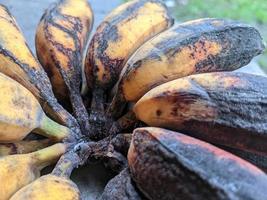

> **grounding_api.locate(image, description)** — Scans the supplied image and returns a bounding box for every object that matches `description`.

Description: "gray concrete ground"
[0,0,265,199]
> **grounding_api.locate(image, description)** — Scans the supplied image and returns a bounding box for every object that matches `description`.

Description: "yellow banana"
[85,0,174,114]
[11,151,81,200]
[0,139,52,156]
[0,72,71,142]
[0,143,66,200]
[134,72,267,155]
[0,4,78,132]
[109,18,265,118]
[36,0,94,134]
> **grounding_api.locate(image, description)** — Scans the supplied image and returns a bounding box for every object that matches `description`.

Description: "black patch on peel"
[155,72,267,155]
[156,109,162,117]
[89,0,173,90]
[130,129,267,200]
[127,19,264,75]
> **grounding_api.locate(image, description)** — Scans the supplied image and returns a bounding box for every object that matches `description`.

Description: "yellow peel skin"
[85,0,174,91]
[0,143,66,200]
[0,72,43,142]
[10,175,80,200]
[0,72,70,142]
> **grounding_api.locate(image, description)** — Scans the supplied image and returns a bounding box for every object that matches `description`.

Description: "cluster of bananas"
[0,0,267,199]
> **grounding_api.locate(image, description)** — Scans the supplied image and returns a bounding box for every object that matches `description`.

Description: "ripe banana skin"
[0,139,51,156]
[0,143,66,200]
[0,72,71,142]
[128,127,267,200]
[134,72,267,155]
[10,175,80,200]
[0,5,78,131]
[36,0,93,134]
[109,18,265,117]
[85,0,174,97]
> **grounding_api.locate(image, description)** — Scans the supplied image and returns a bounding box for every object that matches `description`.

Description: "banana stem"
[109,110,137,136]
[91,87,106,115]
[52,151,80,178]
[107,91,127,119]
[30,143,67,169]
[0,139,52,156]
[37,116,71,141]
[69,87,91,137]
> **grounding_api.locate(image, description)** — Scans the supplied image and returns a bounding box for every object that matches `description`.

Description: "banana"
[0,4,79,132]
[85,0,174,114]
[134,72,267,155]
[109,18,265,118]
[0,143,66,200]
[218,145,267,173]
[128,127,267,200]
[10,151,81,200]
[0,72,71,142]
[36,0,94,134]
[0,139,52,156]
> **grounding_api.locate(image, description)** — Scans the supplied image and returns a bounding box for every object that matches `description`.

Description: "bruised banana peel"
[134,72,267,155]
[36,0,94,135]
[109,18,265,118]
[128,127,267,200]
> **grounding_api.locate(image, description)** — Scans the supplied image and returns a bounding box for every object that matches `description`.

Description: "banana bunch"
[0,0,266,199]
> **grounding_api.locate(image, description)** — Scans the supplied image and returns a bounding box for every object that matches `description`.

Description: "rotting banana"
[85,0,174,115]
[36,0,94,135]
[10,151,81,200]
[0,139,52,156]
[134,72,267,155]
[109,18,265,118]
[0,72,71,142]
[0,143,66,200]
[128,127,267,200]
[217,145,267,173]
[0,4,79,133]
